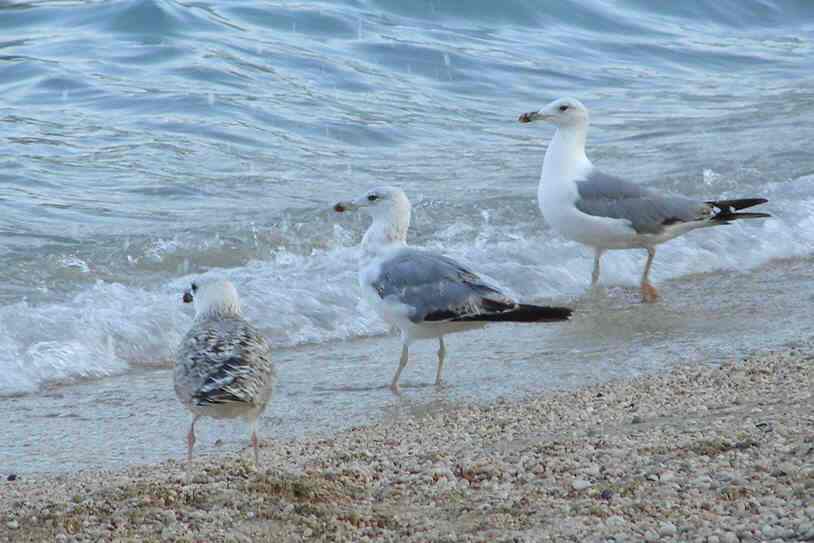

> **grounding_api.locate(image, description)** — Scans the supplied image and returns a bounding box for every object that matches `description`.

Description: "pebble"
[643,529,659,542]
[571,479,592,491]
[580,464,600,476]
[716,471,736,482]
[606,515,625,527]
[6,520,19,529]
[658,521,677,537]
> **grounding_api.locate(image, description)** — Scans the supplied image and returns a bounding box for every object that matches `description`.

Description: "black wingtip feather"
[711,210,772,223]
[706,198,768,211]
[706,198,770,223]
[457,304,572,323]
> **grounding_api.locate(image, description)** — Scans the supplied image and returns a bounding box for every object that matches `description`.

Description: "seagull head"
[334,186,411,222]
[518,97,589,128]
[183,279,241,318]
[335,186,412,249]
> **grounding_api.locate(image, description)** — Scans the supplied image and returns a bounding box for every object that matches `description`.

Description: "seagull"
[334,186,572,394]
[174,279,275,465]
[519,98,770,302]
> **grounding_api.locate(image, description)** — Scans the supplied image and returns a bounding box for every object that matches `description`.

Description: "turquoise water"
[1,0,813,472]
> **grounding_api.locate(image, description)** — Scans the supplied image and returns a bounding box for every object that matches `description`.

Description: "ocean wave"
[1,173,810,396]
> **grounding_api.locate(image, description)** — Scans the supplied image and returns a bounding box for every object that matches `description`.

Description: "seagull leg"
[390,344,409,395]
[249,420,259,467]
[640,247,659,303]
[591,248,605,287]
[435,337,446,386]
[187,415,200,462]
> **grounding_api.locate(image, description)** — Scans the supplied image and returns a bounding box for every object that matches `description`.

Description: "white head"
[334,186,412,249]
[182,279,241,318]
[518,97,589,129]
[334,186,411,221]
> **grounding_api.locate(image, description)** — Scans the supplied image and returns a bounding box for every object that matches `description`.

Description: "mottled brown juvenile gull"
[175,279,275,465]
[334,186,572,394]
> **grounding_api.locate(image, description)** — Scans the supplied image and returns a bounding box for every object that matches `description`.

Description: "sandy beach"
[2,347,812,542]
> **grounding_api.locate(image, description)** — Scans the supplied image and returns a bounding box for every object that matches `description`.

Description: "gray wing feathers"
[175,316,275,407]
[575,171,707,234]
[372,249,516,323]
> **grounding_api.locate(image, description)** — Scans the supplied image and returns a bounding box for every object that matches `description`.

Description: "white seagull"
[519,98,770,302]
[334,186,572,394]
[175,279,275,464]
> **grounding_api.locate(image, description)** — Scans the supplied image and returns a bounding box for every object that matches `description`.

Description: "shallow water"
[1,0,813,473]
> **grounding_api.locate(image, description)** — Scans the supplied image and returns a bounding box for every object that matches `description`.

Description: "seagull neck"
[361,214,408,258]
[542,124,590,183]
[196,304,241,321]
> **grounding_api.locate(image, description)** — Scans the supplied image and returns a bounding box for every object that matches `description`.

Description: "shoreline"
[2,347,812,542]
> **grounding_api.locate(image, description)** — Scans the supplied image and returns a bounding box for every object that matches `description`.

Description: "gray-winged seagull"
[519,97,770,302]
[334,186,572,394]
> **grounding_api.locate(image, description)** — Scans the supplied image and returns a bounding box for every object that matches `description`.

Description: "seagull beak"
[335,194,372,212]
[518,111,542,123]
[333,200,355,213]
[182,291,193,303]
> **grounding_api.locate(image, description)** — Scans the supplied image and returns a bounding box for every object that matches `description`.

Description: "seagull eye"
[367,194,378,202]
[559,105,569,112]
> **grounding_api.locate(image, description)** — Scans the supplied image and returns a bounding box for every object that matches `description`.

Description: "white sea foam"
[0,177,810,396]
